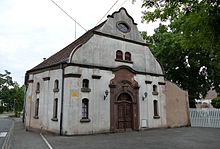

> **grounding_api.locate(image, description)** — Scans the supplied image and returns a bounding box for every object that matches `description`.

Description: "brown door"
[117,93,133,130]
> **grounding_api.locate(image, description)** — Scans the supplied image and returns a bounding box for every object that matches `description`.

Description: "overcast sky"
[0,0,159,85]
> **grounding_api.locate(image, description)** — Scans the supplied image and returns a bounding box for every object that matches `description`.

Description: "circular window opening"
[116,22,130,33]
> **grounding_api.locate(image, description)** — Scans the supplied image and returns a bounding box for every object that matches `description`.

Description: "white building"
[25,8,189,135]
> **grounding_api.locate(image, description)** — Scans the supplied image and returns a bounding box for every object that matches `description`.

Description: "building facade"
[25,8,188,135]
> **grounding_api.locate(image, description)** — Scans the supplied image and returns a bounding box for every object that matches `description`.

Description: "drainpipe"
[22,85,26,123]
[23,73,28,123]
[60,63,65,135]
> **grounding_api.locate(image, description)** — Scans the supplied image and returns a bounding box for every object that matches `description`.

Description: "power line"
[96,0,120,25]
[49,0,87,32]
[116,0,129,10]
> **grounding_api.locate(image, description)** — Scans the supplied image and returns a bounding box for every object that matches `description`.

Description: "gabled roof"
[28,21,106,72]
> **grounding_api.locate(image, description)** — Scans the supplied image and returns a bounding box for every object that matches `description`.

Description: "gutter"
[60,63,65,135]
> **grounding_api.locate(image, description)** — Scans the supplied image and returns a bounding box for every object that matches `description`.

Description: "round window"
[116,22,130,33]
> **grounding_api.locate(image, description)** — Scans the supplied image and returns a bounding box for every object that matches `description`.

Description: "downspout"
[60,63,65,135]
[23,73,28,123]
[23,85,27,123]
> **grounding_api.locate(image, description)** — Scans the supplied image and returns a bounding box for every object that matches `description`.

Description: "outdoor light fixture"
[142,92,148,101]
[104,90,109,100]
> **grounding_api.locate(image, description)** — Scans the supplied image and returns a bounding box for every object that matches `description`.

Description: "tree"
[135,0,220,107]
[0,70,24,116]
[211,96,220,108]
[0,70,14,89]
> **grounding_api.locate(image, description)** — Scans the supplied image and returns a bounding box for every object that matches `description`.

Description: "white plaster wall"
[62,66,114,135]
[25,69,62,133]
[135,75,167,129]
[71,35,163,75]
[25,74,33,128]
[97,8,144,43]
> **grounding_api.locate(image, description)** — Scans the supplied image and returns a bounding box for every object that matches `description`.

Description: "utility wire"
[49,0,87,31]
[96,0,120,25]
[116,0,129,10]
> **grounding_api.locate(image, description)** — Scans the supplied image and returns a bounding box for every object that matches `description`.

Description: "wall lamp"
[104,90,109,100]
[142,92,148,101]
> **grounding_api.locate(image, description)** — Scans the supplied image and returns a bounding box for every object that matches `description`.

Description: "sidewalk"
[11,118,48,149]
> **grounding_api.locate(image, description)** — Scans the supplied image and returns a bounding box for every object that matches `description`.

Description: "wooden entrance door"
[117,93,132,130]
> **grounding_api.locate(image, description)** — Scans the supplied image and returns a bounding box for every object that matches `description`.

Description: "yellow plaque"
[71,91,78,97]
[27,96,32,100]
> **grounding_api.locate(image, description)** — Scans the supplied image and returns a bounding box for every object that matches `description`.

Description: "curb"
[1,119,14,149]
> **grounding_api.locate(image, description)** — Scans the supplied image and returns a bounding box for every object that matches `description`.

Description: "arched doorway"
[109,67,139,132]
[117,93,133,130]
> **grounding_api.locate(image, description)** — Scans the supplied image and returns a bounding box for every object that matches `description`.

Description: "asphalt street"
[45,127,220,149]
[0,117,13,149]
[1,117,220,149]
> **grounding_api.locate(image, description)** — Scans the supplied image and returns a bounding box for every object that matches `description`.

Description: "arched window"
[82,98,89,119]
[125,52,131,61]
[81,79,91,92]
[153,100,159,117]
[52,98,58,120]
[152,85,158,95]
[116,50,123,60]
[82,79,89,88]
[153,85,157,92]
[36,82,40,93]
[54,80,59,89]
[53,80,59,92]
[34,98,39,118]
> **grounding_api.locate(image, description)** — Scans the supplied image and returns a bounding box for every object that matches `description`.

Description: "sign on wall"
[71,90,78,97]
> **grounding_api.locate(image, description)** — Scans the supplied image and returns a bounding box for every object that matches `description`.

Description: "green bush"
[0,106,3,114]
[211,96,220,108]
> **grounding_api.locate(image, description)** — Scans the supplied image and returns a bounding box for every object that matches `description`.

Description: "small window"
[152,85,158,95]
[36,82,40,93]
[53,80,59,92]
[82,98,89,119]
[81,79,91,92]
[116,50,123,60]
[125,52,131,61]
[153,100,160,119]
[82,79,89,88]
[52,98,58,121]
[34,98,39,118]
[54,80,59,89]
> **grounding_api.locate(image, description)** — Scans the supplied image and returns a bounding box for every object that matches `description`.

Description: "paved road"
[11,118,48,149]
[0,117,13,149]
[45,127,220,149]
[8,119,220,149]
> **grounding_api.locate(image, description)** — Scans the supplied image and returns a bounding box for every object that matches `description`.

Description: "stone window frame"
[152,84,159,95]
[80,98,91,123]
[34,98,39,119]
[36,82,40,93]
[51,98,58,121]
[116,50,123,60]
[153,100,160,119]
[53,79,59,92]
[81,79,91,92]
[125,52,131,61]
[116,21,131,33]
[115,50,133,64]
